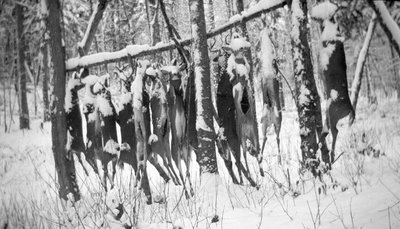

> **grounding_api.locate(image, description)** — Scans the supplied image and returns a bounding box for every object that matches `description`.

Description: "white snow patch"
[320,42,336,70]
[298,84,311,106]
[321,20,343,42]
[311,1,338,20]
[148,134,158,144]
[103,139,120,155]
[65,78,81,112]
[97,96,114,117]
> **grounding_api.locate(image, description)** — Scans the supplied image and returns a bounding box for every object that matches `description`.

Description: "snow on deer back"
[224,33,251,84]
[131,60,151,110]
[311,1,350,102]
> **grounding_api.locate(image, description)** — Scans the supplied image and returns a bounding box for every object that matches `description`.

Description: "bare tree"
[16,4,29,129]
[188,0,218,175]
[46,0,80,201]
[350,15,377,111]
[289,0,322,173]
[367,0,400,57]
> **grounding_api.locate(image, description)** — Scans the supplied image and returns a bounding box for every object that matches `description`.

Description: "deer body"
[257,28,282,164]
[319,19,355,165]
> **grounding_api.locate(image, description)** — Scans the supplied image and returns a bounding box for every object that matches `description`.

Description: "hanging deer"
[313,7,355,166]
[65,68,89,175]
[256,27,282,165]
[82,74,121,191]
[223,33,262,178]
[211,48,258,187]
[161,61,195,198]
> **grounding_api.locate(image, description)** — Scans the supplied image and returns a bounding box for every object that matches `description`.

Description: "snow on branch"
[66,0,286,72]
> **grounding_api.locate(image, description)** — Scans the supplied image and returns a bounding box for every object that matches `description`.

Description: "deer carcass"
[256,27,282,164]
[223,33,262,177]
[82,74,121,191]
[211,49,258,187]
[161,62,194,197]
[65,68,88,175]
[314,5,355,165]
[144,64,181,185]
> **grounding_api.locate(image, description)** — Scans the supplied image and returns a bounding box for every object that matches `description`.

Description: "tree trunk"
[188,0,218,175]
[367,0,400,57]
[16,4,30,129]
[42,43,50,122]
[390,44,400,100]
[350,15,377,111]
[365,57,377,105]
[46,0,80,201]
[204,0,215,30]
[289,0,322,173]
[78,0,108,56]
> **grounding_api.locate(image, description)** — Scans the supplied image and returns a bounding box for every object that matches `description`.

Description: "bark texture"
[367,0,400,57]
[189,0,218,175]
[350,15,377,111]
[78,0,108,56]
[47,0,80,201]
[16,4,30,129]
[289,0,321,173]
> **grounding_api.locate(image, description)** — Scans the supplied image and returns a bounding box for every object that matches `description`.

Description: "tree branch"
[66,0,286,72]
[78,0,108,56]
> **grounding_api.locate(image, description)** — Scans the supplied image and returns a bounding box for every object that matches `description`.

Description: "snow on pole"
[65,0,287,72]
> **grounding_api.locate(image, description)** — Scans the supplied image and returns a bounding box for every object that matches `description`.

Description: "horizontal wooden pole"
[66,0,286,72]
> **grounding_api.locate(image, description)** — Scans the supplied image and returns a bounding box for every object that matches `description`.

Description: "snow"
[131,61,149,110]
[65,77,81,112]
[298,84,311,106]
[319,42,336,70]
[229,37,251,51]
[97,95,114,117]
[103,139,120,155]
[148,134,158,144]
[311,1,338,20]
[320,20,342,42]
[66,44,151,70]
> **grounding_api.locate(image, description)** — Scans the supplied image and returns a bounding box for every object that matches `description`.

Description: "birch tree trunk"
[350,15,377,111]
[289,0,322,173]
[46,0,80,201]
[188,0,218,175]
[16,4,30,129]
[78,0,108,56]
[204,0,215,30]
[390,44,400,100]
[367,0,400,57]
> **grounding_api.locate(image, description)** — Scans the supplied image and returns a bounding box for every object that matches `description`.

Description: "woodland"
[1,0,400,228]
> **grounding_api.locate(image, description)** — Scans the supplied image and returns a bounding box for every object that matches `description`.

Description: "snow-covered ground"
[1,87,400,228]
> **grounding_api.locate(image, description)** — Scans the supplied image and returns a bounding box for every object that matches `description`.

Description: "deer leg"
[162,139,181,186]
[141,169,152,205]
[148,155,171,184]
[108,158,117,190]
[275,124,282,165]
[320,99,332,165]
[330,126,339,164]
[184,150,194,197]
[101,161,108,192]
[217,139,239,184]
[176,146,191,199]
